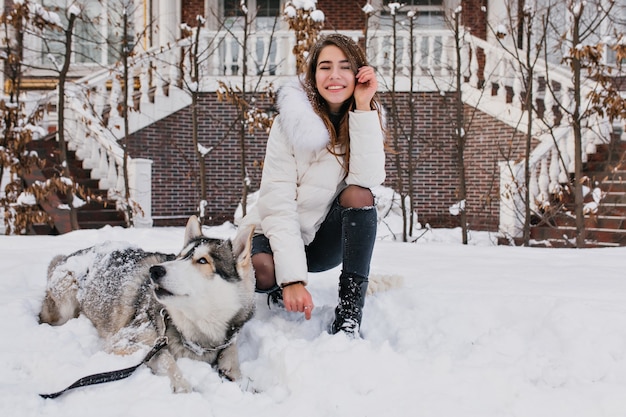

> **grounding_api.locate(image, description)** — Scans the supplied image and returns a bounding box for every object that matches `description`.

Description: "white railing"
[28,26,616,232]
[459,34,614,238]
[36,41,190,227]
[362,29,614,238]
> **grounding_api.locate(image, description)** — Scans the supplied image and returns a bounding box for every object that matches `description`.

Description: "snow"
[572,2,584,17]
[283,5,296,18]
[28,2,61,27]
[291,0,317,11]
[2,213,626,416]
[496,24,508,37]
[448,199,465,216]
[388,2,401,15]
[16,192,36,206]
[197,143,213,156]
[67,4,81,18]
[362,3,375,15]
[310,9,325,23]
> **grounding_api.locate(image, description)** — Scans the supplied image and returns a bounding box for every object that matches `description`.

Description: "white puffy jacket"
[237,80,386,287]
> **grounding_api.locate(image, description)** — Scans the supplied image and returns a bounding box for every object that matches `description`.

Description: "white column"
[159,0,181,47]
[499,160,523,239]
[129,158,153,227]
[0,168,8,235]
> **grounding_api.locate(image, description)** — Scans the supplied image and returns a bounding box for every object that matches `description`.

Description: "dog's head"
[149,216,255,331]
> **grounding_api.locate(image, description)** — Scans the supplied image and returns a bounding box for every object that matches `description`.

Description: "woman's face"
[314,45,356,113]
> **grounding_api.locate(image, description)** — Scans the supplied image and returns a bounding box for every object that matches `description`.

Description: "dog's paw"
[170,377,192,394]
[218,367,241,382]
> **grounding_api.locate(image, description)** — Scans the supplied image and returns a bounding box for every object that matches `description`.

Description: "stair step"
[597,202,626,216]
[589,215,626,229]
[531,224,626,246]
[24,133,128,235]
[529,238,622,248]
[554,215,626,229]
[599,180,626,192]
[78,219,127,229]
[601,192,626,204]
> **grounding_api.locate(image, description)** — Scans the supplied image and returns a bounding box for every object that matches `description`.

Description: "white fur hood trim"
[276,79,330,152]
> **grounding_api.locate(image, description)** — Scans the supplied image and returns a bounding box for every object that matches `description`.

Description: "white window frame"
[368,0,448,31]
[23,0,135,77]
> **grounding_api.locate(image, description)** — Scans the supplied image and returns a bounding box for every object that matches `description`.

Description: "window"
[368,1,447,74]
[223,0,282,18]
[379,0,445,28]
[220,1,284,75]
[33,0,130,68]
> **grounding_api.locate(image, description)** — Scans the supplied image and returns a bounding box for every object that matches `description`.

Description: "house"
[2,0,625,246]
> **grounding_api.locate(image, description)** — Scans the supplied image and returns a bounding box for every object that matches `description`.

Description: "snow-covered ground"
[1,216,626,417]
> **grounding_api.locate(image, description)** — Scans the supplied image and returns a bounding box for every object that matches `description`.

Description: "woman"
[236,34,386,336]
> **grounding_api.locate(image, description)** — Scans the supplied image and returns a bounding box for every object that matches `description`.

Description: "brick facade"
[182,0,206,27]
[129,93,270,226]
[130,89,525,232]
[182,0,369,30]
[317,0,368,31]
[130,0,514,231]
[461,0,488,40]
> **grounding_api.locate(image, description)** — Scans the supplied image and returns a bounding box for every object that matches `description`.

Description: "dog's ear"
[231,225,255,271]
[184,216,203,245]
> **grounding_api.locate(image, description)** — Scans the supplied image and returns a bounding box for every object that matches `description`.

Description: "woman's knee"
[339,185,374,208]
[252,252,276,291]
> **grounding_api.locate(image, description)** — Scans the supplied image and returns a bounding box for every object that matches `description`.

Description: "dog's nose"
[150,265,166,280]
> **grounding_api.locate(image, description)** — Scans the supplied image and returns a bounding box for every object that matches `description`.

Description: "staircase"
[25,133,126,235]
[528,137,626,247]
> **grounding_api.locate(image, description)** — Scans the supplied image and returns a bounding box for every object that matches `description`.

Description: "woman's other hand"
[282,283,315,320]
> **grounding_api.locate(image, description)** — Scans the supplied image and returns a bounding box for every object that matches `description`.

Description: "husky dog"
[39,216,255,393]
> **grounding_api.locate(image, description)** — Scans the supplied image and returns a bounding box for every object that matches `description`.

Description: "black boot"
[330,206,377,337]
[330,272,368,336]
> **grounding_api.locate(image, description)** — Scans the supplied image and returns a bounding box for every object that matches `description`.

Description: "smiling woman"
[235,33,387,338]
[314,45,357,112]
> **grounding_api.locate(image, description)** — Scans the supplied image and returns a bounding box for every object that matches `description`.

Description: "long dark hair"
[301,34,383,172]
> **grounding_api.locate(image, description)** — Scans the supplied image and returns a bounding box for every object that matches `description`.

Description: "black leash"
[39,336,168,399]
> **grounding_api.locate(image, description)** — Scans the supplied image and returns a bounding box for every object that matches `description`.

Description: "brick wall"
[130,90,525,231]
[317,0,368,31]
[180,0,369,30]
[129,93,270,226]
[464,107,528,230]
[378,91,525,231]
[182,0,205,27]
[461,0,488,40]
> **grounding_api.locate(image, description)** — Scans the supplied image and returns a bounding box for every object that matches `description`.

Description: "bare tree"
[489,2,551,246]
[181,17,209,222]
[54,5,80,230]
[366,3,423,242]
[114,4,142,227]
[452,7,469,244]
[284,0,324,74]
[544,0,619,247]
[386,3,413,242]
[216,1,292,218]
[434,4,493,245]
[0,1,85,234]
[491,0,623,247]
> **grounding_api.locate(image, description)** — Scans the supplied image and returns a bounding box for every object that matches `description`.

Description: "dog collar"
[160,309,238,354]
[181,336,236,355]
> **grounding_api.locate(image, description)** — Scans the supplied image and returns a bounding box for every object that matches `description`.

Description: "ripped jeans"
[251,196,378,292]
